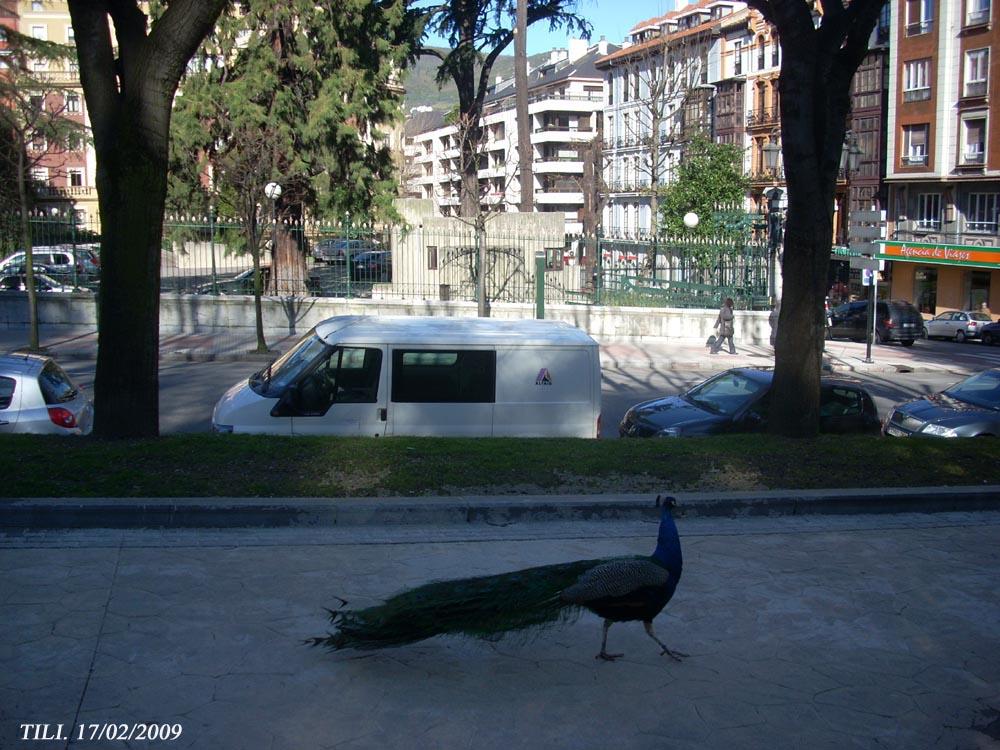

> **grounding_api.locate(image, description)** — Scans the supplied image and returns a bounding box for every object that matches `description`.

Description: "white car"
[0,353,93,434]
[0,273,76,293]
[924,310,993,342]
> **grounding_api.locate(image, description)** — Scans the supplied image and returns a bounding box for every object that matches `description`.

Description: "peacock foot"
[596,651,624,661]
[660,647,688,661]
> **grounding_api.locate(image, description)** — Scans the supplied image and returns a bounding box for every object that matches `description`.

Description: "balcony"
[905,19,933,36]
[34,186,96,199]
[746,107,779,129]
[900,154,928,166]
[535,159,584,174]
[964,80,988,98]
[903,87,931,102]
[965,8,990,27]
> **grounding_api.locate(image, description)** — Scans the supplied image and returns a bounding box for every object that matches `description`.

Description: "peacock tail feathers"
[310,556,638,651]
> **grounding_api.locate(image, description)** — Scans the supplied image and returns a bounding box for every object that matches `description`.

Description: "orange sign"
[878,241,1000,268]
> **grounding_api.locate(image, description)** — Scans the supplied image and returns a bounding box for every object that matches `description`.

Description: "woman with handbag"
[711,297,736,355]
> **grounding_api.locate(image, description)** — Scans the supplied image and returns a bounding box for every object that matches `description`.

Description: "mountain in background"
[401,47,552,114]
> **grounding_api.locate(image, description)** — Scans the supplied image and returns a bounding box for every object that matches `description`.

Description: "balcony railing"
[965,8,990,26]
[905,19,933,36]
[901,154,928,166]
[964,80,988,98]
[903,87,931,102]
[961,150,986,165]
[746,107,779,128]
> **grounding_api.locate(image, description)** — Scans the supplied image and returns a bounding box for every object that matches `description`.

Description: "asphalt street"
[3,511,999,750]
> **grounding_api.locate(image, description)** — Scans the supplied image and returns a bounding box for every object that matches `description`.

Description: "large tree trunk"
[92,115,166,438]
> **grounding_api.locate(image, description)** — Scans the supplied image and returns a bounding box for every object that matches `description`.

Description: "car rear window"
[38,361,78,404]
[0,376,15,409]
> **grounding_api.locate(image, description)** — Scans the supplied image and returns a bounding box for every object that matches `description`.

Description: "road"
[3,511,998,749]
[60,340,989,437]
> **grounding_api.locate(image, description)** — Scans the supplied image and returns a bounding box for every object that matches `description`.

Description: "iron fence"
[3,214,771,309]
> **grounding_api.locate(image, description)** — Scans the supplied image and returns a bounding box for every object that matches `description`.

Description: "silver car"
[0,353,93,435]
[924,310,993,342]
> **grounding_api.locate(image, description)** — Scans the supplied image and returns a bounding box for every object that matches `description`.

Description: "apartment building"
[14,0,95,224]
[404,38,614,232]
[597,0,747,237]
[882,0,1000,313]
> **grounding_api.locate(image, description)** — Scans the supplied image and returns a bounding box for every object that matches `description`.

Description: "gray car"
[0,353,93,435]
[883,368,1000,438]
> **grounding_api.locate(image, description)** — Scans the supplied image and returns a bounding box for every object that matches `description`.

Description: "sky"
[419,0,682,56]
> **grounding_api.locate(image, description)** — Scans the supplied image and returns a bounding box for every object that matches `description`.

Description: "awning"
[876,240,1000,270]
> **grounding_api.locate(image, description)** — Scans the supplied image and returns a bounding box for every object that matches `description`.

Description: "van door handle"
[378,408,387,421]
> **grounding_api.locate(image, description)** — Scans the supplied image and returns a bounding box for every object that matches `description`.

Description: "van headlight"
[920,424,958,438]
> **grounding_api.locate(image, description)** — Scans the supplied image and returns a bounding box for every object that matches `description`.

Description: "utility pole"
[515,0,533,212]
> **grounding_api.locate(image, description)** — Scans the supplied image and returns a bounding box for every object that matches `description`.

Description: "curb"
[3,486,998,530]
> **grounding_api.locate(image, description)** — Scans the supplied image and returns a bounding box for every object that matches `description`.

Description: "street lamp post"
[840,131,869,361]
[762,139,783,303]
[264,181,282,295]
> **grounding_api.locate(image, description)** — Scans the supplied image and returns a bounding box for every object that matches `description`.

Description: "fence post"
[209,205,219,295]
[70,210,79,290]
[535,249,545,319]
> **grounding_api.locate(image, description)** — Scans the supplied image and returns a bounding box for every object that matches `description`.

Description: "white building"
[404,38,615,233]
[597,0,749,237]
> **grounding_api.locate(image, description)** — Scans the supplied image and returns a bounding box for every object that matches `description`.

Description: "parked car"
[194,266,271,295]
[0,272,76,293]
[311,238,379,264]
[826,299,923,346]
[980,320,1000,346]
[0,353,93,435]
[618,367,880,437]
[883,368,1000,438]
[350,250,392,282]
[0,247,99,278]
[924,310,993,342]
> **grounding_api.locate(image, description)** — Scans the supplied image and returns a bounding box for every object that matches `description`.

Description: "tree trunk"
[92,114,165,438]
[16,145,40,352]
[460,114,482,219]
[515,0,532,212]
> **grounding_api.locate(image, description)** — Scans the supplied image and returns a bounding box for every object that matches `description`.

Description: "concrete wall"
[0,291,776,345]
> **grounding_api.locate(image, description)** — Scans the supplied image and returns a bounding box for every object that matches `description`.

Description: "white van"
[212,316,602,438]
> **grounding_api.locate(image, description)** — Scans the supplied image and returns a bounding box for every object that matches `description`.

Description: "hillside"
[401,47,551,114]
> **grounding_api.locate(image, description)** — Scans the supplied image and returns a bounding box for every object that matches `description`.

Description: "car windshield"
[683,371,769,416]
[942,370,1000,411]
[249,331,330,397]
[970,312,992,321]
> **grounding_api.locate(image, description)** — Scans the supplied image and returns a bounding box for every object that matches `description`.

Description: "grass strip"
[2,433,999,498]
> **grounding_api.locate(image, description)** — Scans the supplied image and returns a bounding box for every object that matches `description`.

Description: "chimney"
[597,36,608,56]
[568,38,587,62]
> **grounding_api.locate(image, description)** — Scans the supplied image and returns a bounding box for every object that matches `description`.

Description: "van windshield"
[249,331,330,397]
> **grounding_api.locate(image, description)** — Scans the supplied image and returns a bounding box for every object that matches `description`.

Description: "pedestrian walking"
[711,297,736,354]
[769,299,780,347]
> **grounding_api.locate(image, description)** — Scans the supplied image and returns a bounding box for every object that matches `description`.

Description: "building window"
[426,245,438,270]
[65,93,80,113]
[916,193,941,230]
[32,1,44,10]
[966,0,991,26]
[905,0,934,35]
[607,73,614,105]
[771,40,780,67]
[756,38,765,70]
[903,59,931,102]
[902,124,928,166]
[915,267,937,314]
[68,169,83,187]
[30,168,48,185]
[31,25,46,40]
[968,270,991,309]
[66,26,75,43]
[733,41,742,76]
[961,117,987,164]
[966,193,999,233]
[964,49,989,98]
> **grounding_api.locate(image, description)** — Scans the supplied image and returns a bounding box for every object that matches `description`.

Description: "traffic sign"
[850,256,880,270]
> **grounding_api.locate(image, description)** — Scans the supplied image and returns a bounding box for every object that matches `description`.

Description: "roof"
[314,316,598,348]
[404,109,447,137]
[485,42,619,106]
[597,18,721,67]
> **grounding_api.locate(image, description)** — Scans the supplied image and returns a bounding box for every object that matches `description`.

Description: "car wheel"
[955,330,966,343]
[983,332,995,346]
[900,339,915,347]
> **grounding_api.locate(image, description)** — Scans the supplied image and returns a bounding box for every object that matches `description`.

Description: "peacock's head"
[655,495,678,514]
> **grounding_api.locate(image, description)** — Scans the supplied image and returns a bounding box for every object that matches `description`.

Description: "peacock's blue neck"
[651,511,683,574]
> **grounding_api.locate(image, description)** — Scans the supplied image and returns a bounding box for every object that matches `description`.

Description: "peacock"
[309,495,686,661]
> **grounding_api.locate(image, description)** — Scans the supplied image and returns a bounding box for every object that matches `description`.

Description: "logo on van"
[535,368,552,386]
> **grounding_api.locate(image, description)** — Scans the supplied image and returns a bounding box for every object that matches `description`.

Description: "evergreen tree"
[168,0,420,349]
[658,136,749,237]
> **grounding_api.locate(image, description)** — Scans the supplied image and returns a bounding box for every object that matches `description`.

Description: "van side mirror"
[270,384,301,417]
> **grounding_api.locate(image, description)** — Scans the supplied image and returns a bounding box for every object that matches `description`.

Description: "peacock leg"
[644,621,688,661]
[596,619,624,661]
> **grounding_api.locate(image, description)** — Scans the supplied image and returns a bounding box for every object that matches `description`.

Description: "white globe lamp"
[683,211,699,229]
[264,182,282,200]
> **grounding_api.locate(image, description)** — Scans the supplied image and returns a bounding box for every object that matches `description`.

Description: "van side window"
[391,349,496,403]
[298,346,382,415]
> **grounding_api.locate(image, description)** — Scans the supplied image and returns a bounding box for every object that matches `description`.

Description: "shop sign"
[876,240,1000,269]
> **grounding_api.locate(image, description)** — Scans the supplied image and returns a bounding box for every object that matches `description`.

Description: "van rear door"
[291,345,388,436]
